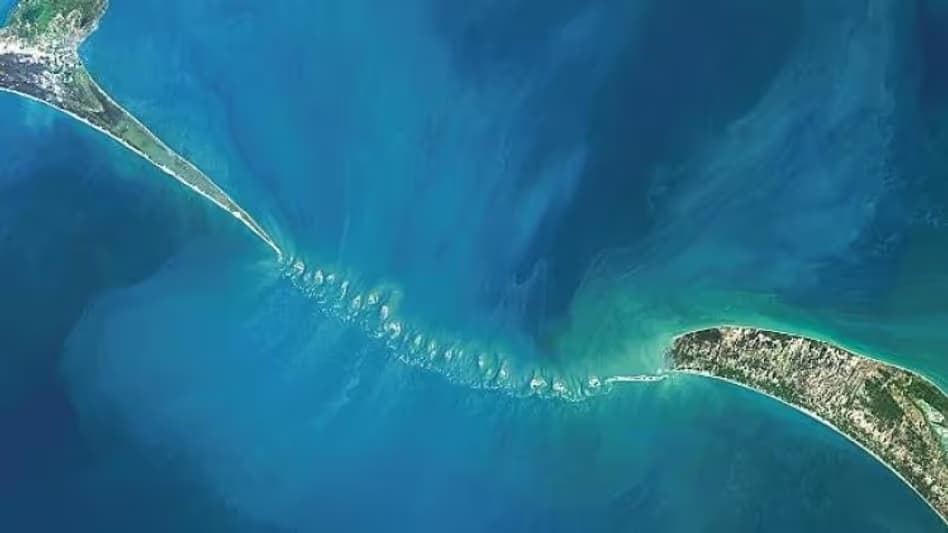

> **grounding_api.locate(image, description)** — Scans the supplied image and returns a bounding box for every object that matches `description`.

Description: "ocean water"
[2,0,948,531]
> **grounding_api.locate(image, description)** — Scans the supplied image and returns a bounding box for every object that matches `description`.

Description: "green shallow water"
[229,0,948,395]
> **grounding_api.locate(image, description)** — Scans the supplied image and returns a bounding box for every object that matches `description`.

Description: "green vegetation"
[692,329,723,343]
[5,0,106,38]
[907,428,932,461]
[907,378,948,414]
[715,365,744,382]
[672,327,948,520]
[864,379,905,425]
[765,381,801,406]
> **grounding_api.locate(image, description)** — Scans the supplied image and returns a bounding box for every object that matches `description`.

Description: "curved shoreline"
[672,369,947,526]
[0,84,284,258]
[672,323,948,397]
[0,0,283,259]
[669,327,948,524]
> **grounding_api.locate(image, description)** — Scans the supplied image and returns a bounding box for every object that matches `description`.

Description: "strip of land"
[0,0,282,256]
[669,327,948,523]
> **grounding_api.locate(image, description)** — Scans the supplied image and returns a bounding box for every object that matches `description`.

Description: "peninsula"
[669,327,948,523]
[0,0,282,256]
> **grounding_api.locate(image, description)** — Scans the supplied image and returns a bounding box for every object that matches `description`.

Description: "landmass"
[669,327,948,523]
[0,0,282,256]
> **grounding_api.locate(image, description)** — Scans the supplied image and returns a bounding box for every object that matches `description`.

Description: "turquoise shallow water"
[78,0,948,389]
[1,0,948,531]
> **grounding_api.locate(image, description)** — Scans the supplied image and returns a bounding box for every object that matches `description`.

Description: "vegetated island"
[669,327,948,524]
[0,0,282,257]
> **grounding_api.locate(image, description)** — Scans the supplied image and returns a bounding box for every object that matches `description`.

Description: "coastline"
[673,368,948,526]
[672,323,948,396]
[605,374,666,384]
[0,83,284,258]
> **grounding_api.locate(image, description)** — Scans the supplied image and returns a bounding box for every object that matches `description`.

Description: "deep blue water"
[2,0,948,531]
